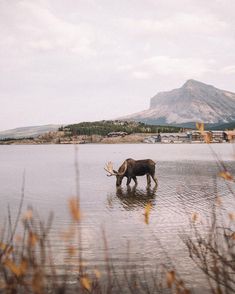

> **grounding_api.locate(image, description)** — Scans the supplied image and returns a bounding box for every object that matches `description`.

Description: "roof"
[224,130,235,135]
[160,133,188,137]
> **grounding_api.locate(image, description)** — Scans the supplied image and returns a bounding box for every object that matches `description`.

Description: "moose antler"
[104,161,117,176]
[117,160,128,176]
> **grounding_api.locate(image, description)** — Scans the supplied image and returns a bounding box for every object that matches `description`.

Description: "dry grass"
[100,133,150,144]
[0,197,185,294]
[181,205,235,293]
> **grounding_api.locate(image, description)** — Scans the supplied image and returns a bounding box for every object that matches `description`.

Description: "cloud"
[220,65,235,74]
[118,56,214,79]
[0,0,235,130]
[0,0,96,57]
[132,71,151,79]
[121,12,230,37]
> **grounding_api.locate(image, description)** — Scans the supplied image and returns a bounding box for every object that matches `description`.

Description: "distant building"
[190,131,204,142]
[190,130,226,143]
[160,133,189,143]
[224,130,235,142]
[143,135,160,143]
[143,130,233,144]
[107,131,128,137]
[144,133,189,143]
[211,131,226,142]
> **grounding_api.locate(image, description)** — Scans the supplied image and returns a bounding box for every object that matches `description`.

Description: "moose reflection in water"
[107,185,157,211]
[104,158,158,187]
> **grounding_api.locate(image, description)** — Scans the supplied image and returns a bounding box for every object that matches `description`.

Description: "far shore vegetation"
[63,120,180,136]
[0,120,181,145]
[0,120,235,145]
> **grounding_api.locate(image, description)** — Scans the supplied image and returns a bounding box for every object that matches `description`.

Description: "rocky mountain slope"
[122,79,235,126]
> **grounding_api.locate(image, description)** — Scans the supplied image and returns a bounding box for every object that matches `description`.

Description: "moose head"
[104,160,128,187]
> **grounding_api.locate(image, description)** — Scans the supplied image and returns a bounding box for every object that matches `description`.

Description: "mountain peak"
[121,80,235,125]
[183,79,209,88]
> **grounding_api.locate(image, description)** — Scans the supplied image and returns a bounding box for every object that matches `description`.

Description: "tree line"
[61,120,180,136]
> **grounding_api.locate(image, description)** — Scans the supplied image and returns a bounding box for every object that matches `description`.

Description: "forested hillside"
[64,120,180,136]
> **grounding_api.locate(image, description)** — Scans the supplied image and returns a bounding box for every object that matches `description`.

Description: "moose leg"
[146,174,151,186]
[126,177,132,186]
[132,176,138,185]
[150,174,158,186]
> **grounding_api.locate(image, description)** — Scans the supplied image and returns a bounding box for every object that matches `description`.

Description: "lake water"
[0,143,235,290]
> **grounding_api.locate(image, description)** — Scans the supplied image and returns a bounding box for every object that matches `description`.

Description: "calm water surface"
[0,143,234,290]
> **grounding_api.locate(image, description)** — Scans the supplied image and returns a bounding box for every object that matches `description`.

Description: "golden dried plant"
[144,203,152,224]
[69,197,81,221]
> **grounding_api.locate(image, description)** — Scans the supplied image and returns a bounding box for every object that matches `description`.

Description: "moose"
[104,158,158,187]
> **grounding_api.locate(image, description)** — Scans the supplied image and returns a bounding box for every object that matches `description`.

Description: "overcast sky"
[0,0,235,130]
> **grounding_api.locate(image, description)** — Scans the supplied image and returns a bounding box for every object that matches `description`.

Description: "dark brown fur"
[115,158,158,187]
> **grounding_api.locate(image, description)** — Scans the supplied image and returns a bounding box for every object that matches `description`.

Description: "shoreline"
[0,141,232,145]
[0,132,233,145]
